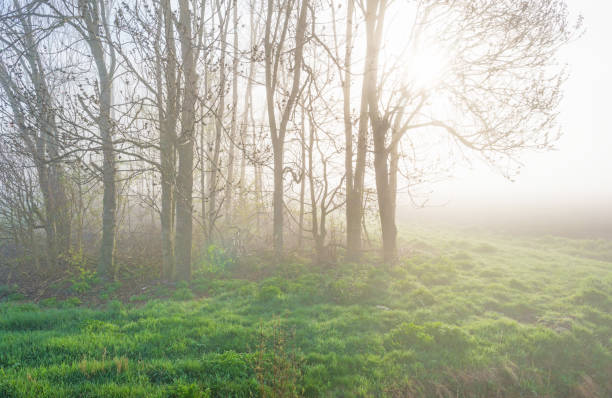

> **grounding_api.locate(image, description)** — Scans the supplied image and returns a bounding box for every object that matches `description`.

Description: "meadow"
[1,226,611,397]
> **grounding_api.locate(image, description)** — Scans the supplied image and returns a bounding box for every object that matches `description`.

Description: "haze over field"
[416,0,612,217]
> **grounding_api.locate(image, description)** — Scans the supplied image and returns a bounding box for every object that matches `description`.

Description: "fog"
[398,0,612,236]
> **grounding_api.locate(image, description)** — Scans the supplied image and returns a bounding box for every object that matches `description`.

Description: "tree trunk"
[264,0,309,258]
[363,0,396,262]
[272,145,284,255]
[224,0,239,226]
[209,2,229,241]
[298,107,306,248]
[159,0,178,280]
[343,0,365,261]
[174,0,198,281]
[372,122,396,263]
[98,82,116,278]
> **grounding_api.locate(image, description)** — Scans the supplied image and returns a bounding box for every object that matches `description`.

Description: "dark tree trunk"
[159,0,178,280]
[174,0,198,281]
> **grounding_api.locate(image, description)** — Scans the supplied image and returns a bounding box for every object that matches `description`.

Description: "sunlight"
[403,46,450,92]
[381,1,452,94]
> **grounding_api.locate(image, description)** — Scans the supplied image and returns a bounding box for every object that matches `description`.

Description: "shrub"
[259,285,283,301]
[65,249,99,294]
[167,382,211,398]
[129,294,148,302]
[0,284,18,298]
[39,297,58,308]
[195,245,235,276]
[108,299,123,312]
[173,287,195,301]
[61,297,82,308]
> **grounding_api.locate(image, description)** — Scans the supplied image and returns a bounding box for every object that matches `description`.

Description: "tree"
[0,1,71,265]
[263,0,309,257]
[174,0,202,281]
[44,0,119,277]
[361,0,578,262]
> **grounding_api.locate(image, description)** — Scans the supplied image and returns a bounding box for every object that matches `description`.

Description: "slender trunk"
[76,168,84,252]
[239,8,257,211]
[307,115,319,260]
[224,0,239,225]
[363,0,395,262]
[272,146,284,253]
[200,108,206,238]
[175,0,198,281]
[346,56,371,261]
[209,3,229,241]
[264,0,309,258]
[298,108,306,248]
[74,0,118,279]
[99,83,116,278]
[372,122,396,262]
[159,0,178,280]
[343,0,363,261]
[202,71,210,240]
[388,112,403,228]
[308,113,327,263]
[254,125,263,232]
[48,161,71,261]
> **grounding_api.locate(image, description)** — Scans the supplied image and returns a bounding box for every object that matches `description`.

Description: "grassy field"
[1,227,612,397]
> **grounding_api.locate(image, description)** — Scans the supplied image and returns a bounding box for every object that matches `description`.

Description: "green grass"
[1,227,611,397]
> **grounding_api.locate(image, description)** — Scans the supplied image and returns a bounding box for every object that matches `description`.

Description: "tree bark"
[159,0,178,280]
[363,0,396,263]
[342,0,365,262]
[75,0,118,278]
[174,0,199,281]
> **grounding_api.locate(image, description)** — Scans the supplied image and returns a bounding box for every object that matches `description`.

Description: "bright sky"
[425,0,612,208]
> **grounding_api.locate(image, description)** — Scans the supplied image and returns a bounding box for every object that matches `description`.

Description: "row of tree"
[0,0,578,280]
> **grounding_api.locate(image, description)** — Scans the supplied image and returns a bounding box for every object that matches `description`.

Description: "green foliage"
[258,284,283,301]
[167,382,211,398]
[65,249,99,294]
[108,299,123,312]
[129,294,148,302]
[7,292,26,301]
[0,229,611,397]
[173,287,195,301]
[195,245,235,276]
[39,297,58,308]
[0,284,18,299]
[190,278,211,295]
[61,297,82,308]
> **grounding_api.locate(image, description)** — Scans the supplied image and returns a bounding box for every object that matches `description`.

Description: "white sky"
[424,0,612,208]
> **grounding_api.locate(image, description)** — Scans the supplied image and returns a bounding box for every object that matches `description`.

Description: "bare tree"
[361,0,578,262]
[264,0,309,257]
[174,0,203,281]
[0,2,71,265]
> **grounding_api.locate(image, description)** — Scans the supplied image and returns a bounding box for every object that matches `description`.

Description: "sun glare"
[382,1,451,93]
[404,47,450,92]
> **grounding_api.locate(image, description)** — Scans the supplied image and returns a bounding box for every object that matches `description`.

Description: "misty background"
[401,0,612,237]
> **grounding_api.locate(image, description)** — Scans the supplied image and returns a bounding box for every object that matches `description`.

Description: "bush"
[0,284,18,299]
[39,297,58,308]
[167,382,211,398]
[65,249,99,294]
[259,285,283,301]
[195,245,235,276]
[61,297,82,308]
[173,287,195,301]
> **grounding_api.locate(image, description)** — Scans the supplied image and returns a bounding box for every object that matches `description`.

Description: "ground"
[1,226,611,397]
